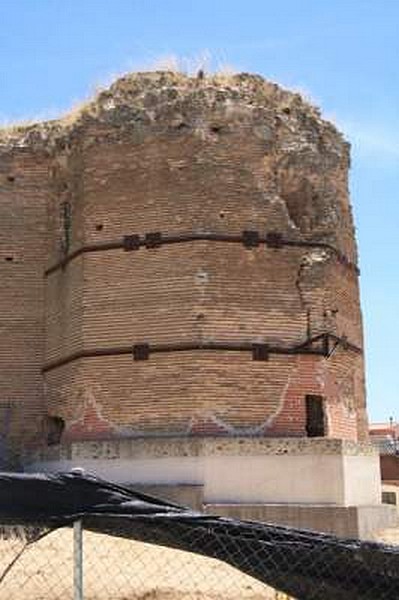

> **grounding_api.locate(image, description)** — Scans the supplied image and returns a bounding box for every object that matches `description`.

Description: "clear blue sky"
[1,0,397,423]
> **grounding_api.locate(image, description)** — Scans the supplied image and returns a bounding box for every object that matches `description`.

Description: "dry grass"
[0,57,240,143]
[0,63,307,149]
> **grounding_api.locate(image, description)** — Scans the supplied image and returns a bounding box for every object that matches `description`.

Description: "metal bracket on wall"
[45,230,360,276]
[296,332,361,359]
[145,232,162,248]
[252,343,269,361]
[323,333,330,357]
[265,232,284,248]
[242,230,260,248]
[123,235,141,251]
[43,332,362,372]
[133,344,150,360]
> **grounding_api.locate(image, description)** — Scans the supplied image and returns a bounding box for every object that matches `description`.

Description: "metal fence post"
[73,520,83,600]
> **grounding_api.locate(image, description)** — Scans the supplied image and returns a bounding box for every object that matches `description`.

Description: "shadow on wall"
[0,403,18,469]
[0,436,7,468]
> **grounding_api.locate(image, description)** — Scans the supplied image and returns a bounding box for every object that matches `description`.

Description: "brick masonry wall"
[380,455,399,482]
[0,72,369,456]
[44,352,360,440]
[0,148,49,459]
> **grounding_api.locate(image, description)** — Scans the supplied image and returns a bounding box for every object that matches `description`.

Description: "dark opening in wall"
[7,175,15,183]
[4,256,14,262]
[45,416,65,446]
[219,211,225,219]
[211,125,222,133]
[95,224,104,231]
[305,395,326,437]
[382,491,397,506]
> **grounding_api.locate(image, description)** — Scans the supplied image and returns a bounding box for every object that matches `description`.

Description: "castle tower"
[0,72,395,537]
[43,72,367,442]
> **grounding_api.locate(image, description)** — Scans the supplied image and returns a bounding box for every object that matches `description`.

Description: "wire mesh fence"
[1,520,399,600]
[371,439,399,455]
[1,472,399,600]
[0,523,280,600]
[0,525,73,600]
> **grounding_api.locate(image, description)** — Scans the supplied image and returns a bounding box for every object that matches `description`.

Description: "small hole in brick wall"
[7,175,15,183]
[196,270,209,283]
[196,313,205,321]
[211,125,222,133]
[4,256,14,262]
[95,224,104,231]
[219,211,225,219]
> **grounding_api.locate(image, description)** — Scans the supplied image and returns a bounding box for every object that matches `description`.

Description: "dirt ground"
[0,527,275,600]
[0,524,398,600]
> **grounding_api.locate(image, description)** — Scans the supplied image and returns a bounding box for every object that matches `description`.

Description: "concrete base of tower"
[204,503,397,540]
[27,436,398,539]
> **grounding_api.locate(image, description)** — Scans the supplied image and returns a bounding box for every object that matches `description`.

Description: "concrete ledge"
[204,503,399,540]
[26,435,394,539]
[27,436,382,507]
[29,436,378,463]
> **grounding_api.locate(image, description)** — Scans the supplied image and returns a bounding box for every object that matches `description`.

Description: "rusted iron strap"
[45,231,359,276]
[45,241,123,276]
[42,346,132,372]
[42,334,362,372]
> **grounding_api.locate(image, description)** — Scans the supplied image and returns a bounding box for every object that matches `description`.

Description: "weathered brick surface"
[0,72,369,458]
[0,149,49,458]
[380,455,399,482]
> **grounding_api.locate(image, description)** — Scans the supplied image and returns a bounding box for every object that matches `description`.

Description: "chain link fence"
[1,472,399,600]
[0,519,399,600]
[371,439,399,455]
[0,522,283,600]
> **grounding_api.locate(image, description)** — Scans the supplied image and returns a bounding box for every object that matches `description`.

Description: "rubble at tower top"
[0,71,348,159]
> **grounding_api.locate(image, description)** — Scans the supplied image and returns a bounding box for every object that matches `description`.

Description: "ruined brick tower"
[4,72,397,537]
[0,71,368,459]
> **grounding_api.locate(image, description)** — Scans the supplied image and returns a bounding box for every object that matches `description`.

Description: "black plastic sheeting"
[1,471,399,600]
